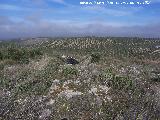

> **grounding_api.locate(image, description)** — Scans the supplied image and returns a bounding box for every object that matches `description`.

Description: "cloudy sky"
[0,0,160,39]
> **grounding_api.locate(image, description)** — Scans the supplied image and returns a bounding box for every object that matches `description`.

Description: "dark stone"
[66,57,79,65]
[61,118,68,120]
[151,71,160,82]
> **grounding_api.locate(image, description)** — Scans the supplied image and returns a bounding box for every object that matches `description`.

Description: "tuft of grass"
[28,48,43,59]
[14,79,52,96]
[91,53,101,63]
[62,66,78,79]
[0,62,4,70]
[0,78,13,90]
[0,51,3,60]
[111,75,133,91]
[104,68,133,91]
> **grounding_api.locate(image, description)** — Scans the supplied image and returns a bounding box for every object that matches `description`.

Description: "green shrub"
[14,79,52,96]
[0,78,13,90]
[62,66,78,78]
[0,63,4,70]
[28,49,43,58]
[6,48,29,63]
[0,51,3,60]
[32,80,52,95]
[16,82,33,93]
[104,68,133,91]
[109,75,133,91]
[3,48,43,64]
[91,53,101,63]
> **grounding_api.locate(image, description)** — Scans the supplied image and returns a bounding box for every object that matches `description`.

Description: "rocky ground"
[0,37,160,120]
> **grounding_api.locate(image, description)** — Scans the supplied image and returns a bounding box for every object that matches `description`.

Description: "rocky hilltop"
[0,37,160,120]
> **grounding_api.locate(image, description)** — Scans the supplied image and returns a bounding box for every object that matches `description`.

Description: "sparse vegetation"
[0,37,160,120]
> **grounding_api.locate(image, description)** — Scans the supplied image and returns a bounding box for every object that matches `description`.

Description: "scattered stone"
[62,55,66,58]
[99,85,110,93]
[39,109,51,119]
[47,99,55,105]
[49,79,61,94]
[89,87,98,95]
[58,90,82,99]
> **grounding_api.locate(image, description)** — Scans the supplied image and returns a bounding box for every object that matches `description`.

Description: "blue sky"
[0,0,160,39]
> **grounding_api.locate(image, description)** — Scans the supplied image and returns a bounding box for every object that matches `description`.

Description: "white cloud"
[0,17,160,39]
[82,6,143,16]
[49,0,65,4]
[0,4,21,11]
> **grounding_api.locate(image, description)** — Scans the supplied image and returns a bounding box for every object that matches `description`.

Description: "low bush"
[104,68,133,91]
[111,75,133,91]
[14,79,52,96]
[28,49,43,58]
[62,66,78,78]
[150,71,160,82]
[1,48,43,64]
[91,53,101,63]
[0,63,4,70]
[0,51,3,60]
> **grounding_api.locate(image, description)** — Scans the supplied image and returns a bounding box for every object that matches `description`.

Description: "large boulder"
[61,118,68,120]
[66,57,79,65]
